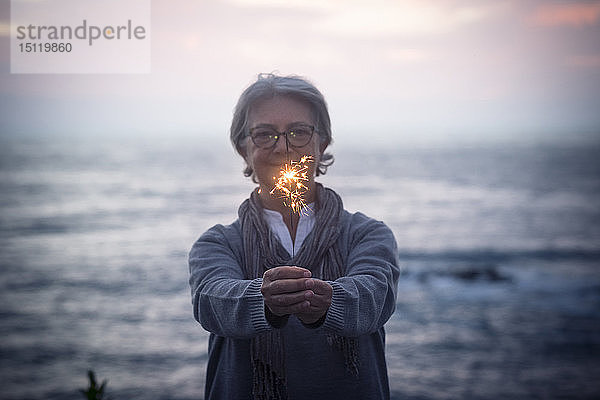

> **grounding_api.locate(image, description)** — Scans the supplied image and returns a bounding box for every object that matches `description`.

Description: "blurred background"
[1,1,599,399]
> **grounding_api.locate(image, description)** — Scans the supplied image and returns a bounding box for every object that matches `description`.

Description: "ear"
[319,139,329,154]
[237,140,248,159]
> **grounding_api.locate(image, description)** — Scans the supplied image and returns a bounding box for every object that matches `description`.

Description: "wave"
[398,248,600,263]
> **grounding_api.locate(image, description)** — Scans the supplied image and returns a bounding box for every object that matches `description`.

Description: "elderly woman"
[188,73,400,400]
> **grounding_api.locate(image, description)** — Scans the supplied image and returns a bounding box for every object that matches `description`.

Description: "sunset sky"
[1,0,599,145]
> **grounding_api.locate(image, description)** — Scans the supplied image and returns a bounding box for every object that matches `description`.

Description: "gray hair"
[230,73,334,180]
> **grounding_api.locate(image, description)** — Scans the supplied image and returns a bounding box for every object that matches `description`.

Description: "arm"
[188,224,271,339]
[322,215,401,337]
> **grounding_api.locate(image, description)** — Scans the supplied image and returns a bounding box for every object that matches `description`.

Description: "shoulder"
[199,219,242,239]
[334,209,399,264]
[336,209,401,283]
[189,219,243,256]
[339,210,395,242]
[340,209,380,227]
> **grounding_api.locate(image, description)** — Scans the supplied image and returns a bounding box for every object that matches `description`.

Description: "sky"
[1,0,599,145]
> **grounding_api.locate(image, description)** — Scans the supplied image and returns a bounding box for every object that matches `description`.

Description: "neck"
[258,181,316,212]
[258,181,316,240]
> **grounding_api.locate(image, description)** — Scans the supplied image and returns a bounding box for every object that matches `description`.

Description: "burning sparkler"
[270,155,314,215]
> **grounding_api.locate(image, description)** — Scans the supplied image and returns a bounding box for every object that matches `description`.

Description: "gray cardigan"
[189,208,400,400]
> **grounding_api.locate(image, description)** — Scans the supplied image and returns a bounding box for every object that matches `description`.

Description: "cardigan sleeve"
[322,213,401,337]
[188,223,272,339]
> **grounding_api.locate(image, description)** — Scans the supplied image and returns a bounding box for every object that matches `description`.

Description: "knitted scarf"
[238,183,359,400]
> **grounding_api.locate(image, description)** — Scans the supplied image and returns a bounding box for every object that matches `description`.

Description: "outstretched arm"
[189,224,271,339]
[321,217,401,337]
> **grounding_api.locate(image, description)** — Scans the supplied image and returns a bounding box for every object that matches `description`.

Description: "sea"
[1,134,599,400]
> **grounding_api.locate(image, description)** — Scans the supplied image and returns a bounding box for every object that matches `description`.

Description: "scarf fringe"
[327,334,360,377]
[252,331,287,400]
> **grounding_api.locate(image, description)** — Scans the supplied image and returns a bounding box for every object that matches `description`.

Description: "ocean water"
[1,135,599,399]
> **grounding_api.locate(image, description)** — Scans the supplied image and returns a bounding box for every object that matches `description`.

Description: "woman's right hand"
[261,266,313,316]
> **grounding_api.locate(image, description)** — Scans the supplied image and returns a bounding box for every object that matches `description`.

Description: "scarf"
[238,183,359,400]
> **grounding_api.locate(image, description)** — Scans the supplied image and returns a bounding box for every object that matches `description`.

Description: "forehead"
[248,95,313,126]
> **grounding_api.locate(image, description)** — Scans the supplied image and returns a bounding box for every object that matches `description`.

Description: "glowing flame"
[270,155,314,214]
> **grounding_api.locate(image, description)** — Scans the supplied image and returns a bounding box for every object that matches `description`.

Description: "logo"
[11,0,151,74]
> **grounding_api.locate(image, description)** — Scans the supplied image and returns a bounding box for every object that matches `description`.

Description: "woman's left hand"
[295,278,332,325]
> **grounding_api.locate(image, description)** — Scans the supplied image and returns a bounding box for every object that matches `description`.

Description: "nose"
[272,132,290,154]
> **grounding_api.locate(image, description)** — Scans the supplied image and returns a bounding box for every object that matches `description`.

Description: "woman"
[189,73,400,400]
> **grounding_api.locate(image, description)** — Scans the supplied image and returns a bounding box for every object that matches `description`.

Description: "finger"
[268,278,315,295]
[264,266,311,281]
[269,290,313,307]
[306,294,331,310]
[303,288,332,309]
[268,300,311,316]
[305,279,333,296]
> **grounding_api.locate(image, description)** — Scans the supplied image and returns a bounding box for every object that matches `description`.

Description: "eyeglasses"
[248,124,315,149]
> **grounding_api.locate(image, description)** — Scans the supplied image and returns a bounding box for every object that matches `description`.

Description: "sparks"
[270,155,314,214]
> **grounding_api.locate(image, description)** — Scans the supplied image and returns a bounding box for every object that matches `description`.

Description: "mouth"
[271,156,307,165]
[269,159,293,167]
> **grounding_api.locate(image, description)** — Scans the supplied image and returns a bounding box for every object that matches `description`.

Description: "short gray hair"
[230,73,334,180]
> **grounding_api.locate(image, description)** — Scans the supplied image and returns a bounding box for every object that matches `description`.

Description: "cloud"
[227,0,501,37]
[385,48,431,64]
[567,54,600,67]
[226,0,331,10]
[530,1,600,27]
[316,1,498,37]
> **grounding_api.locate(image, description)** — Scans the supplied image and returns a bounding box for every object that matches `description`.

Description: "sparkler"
[270,155,314,215]
[269,154,314,258]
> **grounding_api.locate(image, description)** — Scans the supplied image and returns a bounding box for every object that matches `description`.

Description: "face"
[243,95,327,190]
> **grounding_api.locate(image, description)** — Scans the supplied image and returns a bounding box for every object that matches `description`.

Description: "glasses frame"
[248,124,316,149]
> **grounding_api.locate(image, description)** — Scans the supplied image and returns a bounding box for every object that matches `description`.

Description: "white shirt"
[262,204,315,257]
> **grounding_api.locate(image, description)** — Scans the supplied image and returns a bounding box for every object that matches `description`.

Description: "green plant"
[79,370,110,400]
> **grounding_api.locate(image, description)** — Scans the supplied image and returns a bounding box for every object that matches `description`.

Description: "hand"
[261,266,313,317]
[296,278,333,325]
